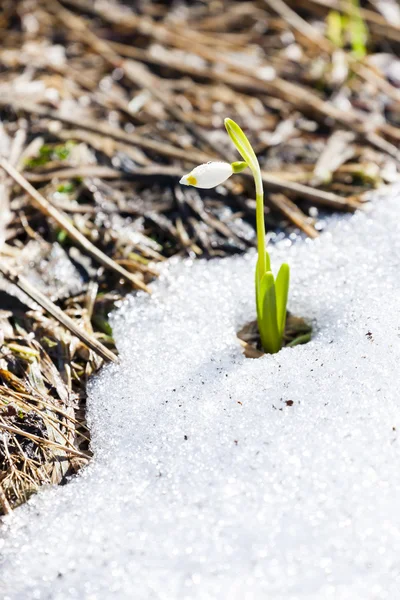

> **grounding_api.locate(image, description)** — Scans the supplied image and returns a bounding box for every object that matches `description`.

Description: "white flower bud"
[179,161,233,189]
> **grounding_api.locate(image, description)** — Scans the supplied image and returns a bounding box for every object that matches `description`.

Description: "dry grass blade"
[24,165,183,183]
[0,422,90,460]
[0,159,150,294]
[0,264,118,363]
[268,194,319,238]
[312,131,356,186]
[24,166,123,182]
[258,172,361,211]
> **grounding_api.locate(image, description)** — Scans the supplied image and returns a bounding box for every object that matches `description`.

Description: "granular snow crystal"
[1,187,400,600]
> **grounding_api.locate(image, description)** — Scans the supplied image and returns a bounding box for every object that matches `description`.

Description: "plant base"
[237,312,312,358]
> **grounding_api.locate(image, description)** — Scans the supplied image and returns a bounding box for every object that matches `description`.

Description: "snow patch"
[1,188,400,599]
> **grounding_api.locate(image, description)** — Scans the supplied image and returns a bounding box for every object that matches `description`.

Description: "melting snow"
[1,188,400,599]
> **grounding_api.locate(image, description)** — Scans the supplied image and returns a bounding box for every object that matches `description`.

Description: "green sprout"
[24,141,76,169]
[326,0,368,59]
[57,181,75,194]
[180,118,290,354]
[326,11,344,48]
[348,0,368,59]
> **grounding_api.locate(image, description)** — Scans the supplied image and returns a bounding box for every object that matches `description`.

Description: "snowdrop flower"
[179,160,247,189]
[180,118,290,355]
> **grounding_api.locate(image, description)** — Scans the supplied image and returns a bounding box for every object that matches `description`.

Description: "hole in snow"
[237,312,312,358]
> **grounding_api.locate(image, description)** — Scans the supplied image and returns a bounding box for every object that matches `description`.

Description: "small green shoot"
[24,141,76,169]
[348,0,368,59]
[326,0,368,59]
[224,119,289,354]
[56,229,68,244]
[57,182,75,194]
[180,119,290,354]
[326,11,344,48]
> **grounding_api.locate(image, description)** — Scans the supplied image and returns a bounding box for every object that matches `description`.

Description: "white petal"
[179,162,233,189]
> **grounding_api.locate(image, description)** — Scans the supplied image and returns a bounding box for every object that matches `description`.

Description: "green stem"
[225,117,290,355]
[225,118,266,275]
[255,180,266,277]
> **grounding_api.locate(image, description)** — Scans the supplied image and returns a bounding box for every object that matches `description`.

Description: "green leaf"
[326,10,343,48]
[349,0,368,58]
[224,118,258,171]
[92,314,113,336]
[286,332,312,348]
[255,265,261,323]
[258,272,281,354]
[255,253,271,323]
[57,229,68,244]
[255,265,263,325]
[57,182,75,194]
[275,263,290,338]
[255,251,271,284]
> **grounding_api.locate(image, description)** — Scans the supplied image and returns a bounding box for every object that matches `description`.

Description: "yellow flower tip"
[179,172,199,187]
[187,175,197,186]
[179,174,193,186]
